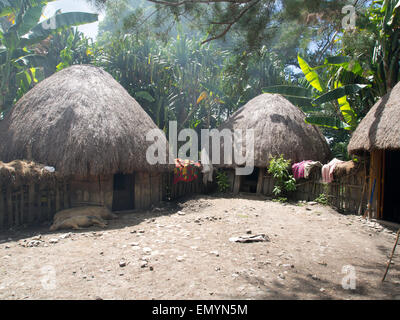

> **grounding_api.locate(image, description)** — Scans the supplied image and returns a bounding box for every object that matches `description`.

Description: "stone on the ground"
[143,247,152,255]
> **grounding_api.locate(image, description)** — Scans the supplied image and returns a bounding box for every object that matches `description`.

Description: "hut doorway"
[240,167,260,193]
[383,151,400,223]
[112,173,135,211]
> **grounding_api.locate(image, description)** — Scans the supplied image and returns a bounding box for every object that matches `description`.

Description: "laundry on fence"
[304,161,323,179]
[322,158,344,183]
[173,158,202,184]
[292,160,314,180]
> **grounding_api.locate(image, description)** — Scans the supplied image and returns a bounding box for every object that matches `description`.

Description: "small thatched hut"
[348,82,400,223]
[0,65,172,213]
[217,94,332,194]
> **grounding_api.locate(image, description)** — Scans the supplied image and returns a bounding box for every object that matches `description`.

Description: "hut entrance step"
[383,151,400,223]
[112,173,135,212]
[240,167,260,193]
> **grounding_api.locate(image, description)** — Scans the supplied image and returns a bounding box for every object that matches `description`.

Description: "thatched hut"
[217,94,332,194]
[0,65,172,213]
[348,82,400,223]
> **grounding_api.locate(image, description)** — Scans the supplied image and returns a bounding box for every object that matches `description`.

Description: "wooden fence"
[0,164,367,230]
[164,172,205,201]
[0,180,71,230]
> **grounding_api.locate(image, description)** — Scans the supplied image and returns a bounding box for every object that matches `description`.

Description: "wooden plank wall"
[167,172,205,200]
[0,180,70,230]
[70,175,113,209]
[134,172,164,210]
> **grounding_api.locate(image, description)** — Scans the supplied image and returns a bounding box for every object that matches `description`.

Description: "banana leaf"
[312,84,368,105]
[20,12,98,46]
[305,116,352,130]
[262,85,312,97]
[298,55,323,92]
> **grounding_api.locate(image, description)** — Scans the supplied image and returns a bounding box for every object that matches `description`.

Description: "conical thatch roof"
[348,82,400,155]
[217,94,332,168]
[0,65,171,176]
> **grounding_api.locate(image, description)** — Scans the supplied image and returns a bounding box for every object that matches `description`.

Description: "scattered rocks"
[210,251,220,257]
[143,247,152,255]
[28,241,41,247]
[59,233,71,239]
[176,256,184,262]
[119,260,127,267]
[311,274,320,281]
[140,261,148,268]
[49,238,59,244]
[278,273,285,280]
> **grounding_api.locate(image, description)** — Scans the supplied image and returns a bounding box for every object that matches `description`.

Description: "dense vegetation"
[1,0,399,159]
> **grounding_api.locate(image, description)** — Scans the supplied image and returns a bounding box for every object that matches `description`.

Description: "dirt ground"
[0,194,399,300]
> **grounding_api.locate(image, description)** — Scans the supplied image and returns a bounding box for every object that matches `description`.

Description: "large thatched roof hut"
[348,82,400,223]
[0,65,171,212]
[217,94,331,194]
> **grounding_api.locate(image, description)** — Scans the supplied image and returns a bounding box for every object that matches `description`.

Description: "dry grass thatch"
[348,82,400,155]
[217,94,332,168]
[0,65,172,176]
[0,160,57,186]
[333,160,358,178]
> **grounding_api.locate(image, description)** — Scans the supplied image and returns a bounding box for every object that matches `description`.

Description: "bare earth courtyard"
[0,194,399,300]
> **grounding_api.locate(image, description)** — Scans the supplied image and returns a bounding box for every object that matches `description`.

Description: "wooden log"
[150,173,161,205]
[6,187,12,228]
[256,169,264,194]
[0,187,4,229]
[28,183,35,223]
[233,175,241,195]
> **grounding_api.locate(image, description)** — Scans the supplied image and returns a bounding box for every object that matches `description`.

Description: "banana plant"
[369,0,400,94]
[0,0,98,114]
[264,54,369,131]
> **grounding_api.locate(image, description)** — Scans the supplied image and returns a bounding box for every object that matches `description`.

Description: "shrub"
[216,171,230,193]
[268,155,296,197]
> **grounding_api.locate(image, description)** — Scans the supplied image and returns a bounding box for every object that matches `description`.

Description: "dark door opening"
[112,173,135,211]
[240,167,260,193]
[383,151,400,223]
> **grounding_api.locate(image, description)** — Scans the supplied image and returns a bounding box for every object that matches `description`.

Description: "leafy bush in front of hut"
[268,155,296,197]
[216,171,230,193]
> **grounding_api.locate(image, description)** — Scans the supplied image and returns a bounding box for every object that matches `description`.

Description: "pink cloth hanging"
[322,158,344,183]
[292,160,313,180]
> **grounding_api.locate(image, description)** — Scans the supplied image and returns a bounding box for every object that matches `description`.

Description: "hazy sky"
[42,0,104,39]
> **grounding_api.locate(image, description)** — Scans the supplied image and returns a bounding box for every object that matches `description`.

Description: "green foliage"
[0,0,98,114]
[216,171,230,193]
[315,193,328,205]
[272,197,288,203]
[268,155,296,197]
[264,54,369,132]
[94,23,288,134]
